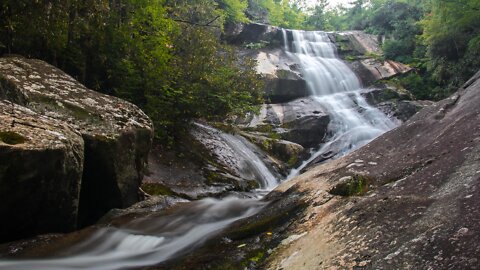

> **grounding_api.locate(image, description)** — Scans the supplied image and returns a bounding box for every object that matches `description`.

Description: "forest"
[1,0,479,143]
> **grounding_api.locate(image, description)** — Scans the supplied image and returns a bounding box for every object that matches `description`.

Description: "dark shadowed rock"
[360,86,434,121]
[225,23,282,46]
[266,70,480,269]
[0,101,84,242]
[0,56,154,227]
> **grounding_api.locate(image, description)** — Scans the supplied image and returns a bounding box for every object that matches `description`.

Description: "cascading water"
[284,30,398,176]
[0,197,264,270]
[0,124,276,270]
[0,29,398,270]
[192,123,277,190]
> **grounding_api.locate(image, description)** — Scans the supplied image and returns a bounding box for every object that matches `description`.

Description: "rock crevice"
[0,56,154,241]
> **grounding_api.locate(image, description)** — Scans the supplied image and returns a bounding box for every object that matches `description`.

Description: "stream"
[0,29,397,269]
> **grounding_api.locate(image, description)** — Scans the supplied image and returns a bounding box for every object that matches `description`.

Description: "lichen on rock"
[0,101,84,242]
[0,55,154,236]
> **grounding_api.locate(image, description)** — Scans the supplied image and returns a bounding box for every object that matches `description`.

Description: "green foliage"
[245,40,270,49]
[0,0,264,144]
[421,0,480,90]
[220,0,250,23]
[321,0,480,100]
[248,0,307,29]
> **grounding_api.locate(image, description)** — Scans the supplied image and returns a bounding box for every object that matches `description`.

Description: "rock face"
[361,85,434,121]
[332,31,412,85]
[238,97,331,148]
[0,101,84,242]
[224,23,282,46]
[251,48,308,103]
[0,56,153,240]
[265,70,480,269]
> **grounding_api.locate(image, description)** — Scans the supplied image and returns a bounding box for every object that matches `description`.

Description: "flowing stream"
[0,30,397,269]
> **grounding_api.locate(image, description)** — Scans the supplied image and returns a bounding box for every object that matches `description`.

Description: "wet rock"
[0,101,84,242]
[264,71,308,103]
[238,97,331,149]
[279,114,330,148]
[377,99,435,122]
[332,31,383,56]
[240,131,306,167]
[266,70,480,269]
[361,85,413,104]
[191,123,281,188]
[252,48,308,103]
[0,56,154,227]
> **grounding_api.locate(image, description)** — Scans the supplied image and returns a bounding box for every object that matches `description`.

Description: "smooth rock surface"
[0,101,84,242]
[266,70,480,269]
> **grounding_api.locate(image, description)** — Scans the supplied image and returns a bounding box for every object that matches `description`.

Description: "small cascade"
[283,30,398,177]
[0,197,265,270]
[193,123,277,189]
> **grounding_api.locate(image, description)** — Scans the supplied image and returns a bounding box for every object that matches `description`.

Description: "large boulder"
[0,56,154,227]
[251,48,309,103]
[0,101,84,242]
[361,85,434,121]
[224,23,282,46]
[238,97,331,148]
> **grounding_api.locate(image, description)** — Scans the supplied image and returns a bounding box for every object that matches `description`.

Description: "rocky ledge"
[0,56,153,242]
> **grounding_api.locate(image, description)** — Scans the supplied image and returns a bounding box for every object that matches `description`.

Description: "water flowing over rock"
[266,70,480,269]
[283,30,398,173]
[0,56,154,239]
[191,123,278,190]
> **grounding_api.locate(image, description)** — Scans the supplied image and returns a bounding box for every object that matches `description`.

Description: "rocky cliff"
[0,56,153,242]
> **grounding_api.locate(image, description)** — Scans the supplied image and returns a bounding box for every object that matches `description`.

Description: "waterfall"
[284,30,398,176]
[0,29,399,270]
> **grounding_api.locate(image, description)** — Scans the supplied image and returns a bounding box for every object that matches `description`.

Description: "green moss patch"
[141,182,176,196]
[329,174,371,196]
[0,131,26,145]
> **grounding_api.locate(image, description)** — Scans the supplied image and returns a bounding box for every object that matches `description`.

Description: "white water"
[0,197,264,270]
[193,123,277,190]
[0,30,397,270]
[285,30,398,177]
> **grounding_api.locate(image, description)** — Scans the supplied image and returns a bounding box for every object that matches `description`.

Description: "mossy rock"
[329,174,371,196]
[0,131,26,145]
[141,182,177,197]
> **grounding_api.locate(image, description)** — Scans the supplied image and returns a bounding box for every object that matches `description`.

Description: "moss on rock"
[0,131,26,145]
[329,174,371,196]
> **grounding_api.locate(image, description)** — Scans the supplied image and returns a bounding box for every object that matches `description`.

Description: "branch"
[172,15,221,28]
